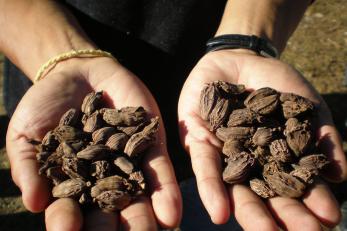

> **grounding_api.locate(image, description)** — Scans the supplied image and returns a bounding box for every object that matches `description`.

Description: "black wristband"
[206,34,279,58]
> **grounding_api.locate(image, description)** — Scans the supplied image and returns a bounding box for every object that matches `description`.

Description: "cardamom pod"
[81,91,103,116]
[265,171,306,198]
[92,127,117,144]
[102,107,146,126]
[114,156,134,174]
[269,139,291,163]
[76,144,111,161]
[95,190,131,212]
[216,126,255,142]
[105,133,129,151]
[244,87,279,115]
[227,108,261,127]
[252,127,273,146]
[83,111,103,133]
[249,178,276,198]
[280,93,314,118]
[223,152,254,184]
[91,175,129,198]
[52,179,88,198]
[90,160,111,180]
[222,139,244,157]
[284,118,313,156]
[59,108,80,127]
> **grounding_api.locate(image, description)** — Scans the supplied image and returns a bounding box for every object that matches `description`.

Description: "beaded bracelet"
[34,49,116,83]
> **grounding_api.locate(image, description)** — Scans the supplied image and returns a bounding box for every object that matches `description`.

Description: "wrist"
[215,0,311,54]
[0,0,97,81]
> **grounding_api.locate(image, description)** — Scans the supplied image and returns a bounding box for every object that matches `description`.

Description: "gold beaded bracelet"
[34,49,116,83]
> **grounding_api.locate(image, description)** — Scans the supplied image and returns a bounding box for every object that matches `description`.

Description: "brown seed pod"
[95,190,132,212]
[252,127,273,146]
[62,157,88,180]
[216,126,255,142]
[290,166,316,184]
[54,125,85,143]
[76,144,111,161]
[227,108,261,127]
[83,111,103,133]
[124,117,159,158]
[269,139,291,163]
[209,98,231,131]
[106,133,129,151]
[102,107,146,126]
[59,108,80,127]
[42,130,60,151]
[114,156,134,175]
[81,91,103,116]
[90,160,111,180]
[244,87,279,115]
[199,82,222,120]
[222,152,254,184]
[222,139,244,158]
[249,178,276,198]
[284,118,313,157]
[117,122,146,136]
[46,166,69,186]
[91,175,130,198]
[280,93,314,118]
[129,171,146,190]
[52,179,88,198]
[264,171,306,198]
[252,146,270,166]
[298,154,329,171]
[92,127,117,144]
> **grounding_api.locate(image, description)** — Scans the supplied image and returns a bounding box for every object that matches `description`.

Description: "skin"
[1,0,346,230]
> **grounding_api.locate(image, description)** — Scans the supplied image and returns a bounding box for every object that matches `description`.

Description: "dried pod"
[252,146,270,166]
[290,167,316,184]
[81,91,103,116]
[298,154,329,171]
[54,125,85,143]
[252,128,273,146]
[52,179,88,198]
[117,122,146,136]
[91,175,129,198]
[76,144,111,161]
[124,117,159,157]
[95,190,131,212]
[199,83,222,120]
[62,157,88,180]
[227,108,261,127]
[102,107,146,126]
[42,131,59,151]
[90,160,111,179]
[60,142,76,158]
[244,87,279,115]
[38,152,64,174]
[265,171,306,198]
[209,98,231,131]
[106,133,129,151]
[269,139,291,163]
[69,140,87,152]
[284,118,313,157]
[92,127,117,144]
[83,111,103,133]
[129,171,146,190]
[46,166,69,185]
[213,81,245,96]
[280,93,314,118]
[114,156,134,174]
[216,126,255,142]
[59,108,80,127]
[222,139,244,157]
[263,161,285,178]
[222,152,254,184]
[249,178,276,198]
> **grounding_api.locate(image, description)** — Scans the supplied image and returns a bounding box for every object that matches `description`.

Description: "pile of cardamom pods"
[200,81,329,198]
[35,91,159,212]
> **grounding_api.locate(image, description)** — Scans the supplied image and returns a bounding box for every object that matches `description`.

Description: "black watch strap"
[206,34,279,58]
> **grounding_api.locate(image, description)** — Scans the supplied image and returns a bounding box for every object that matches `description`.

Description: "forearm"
[216,0,311,54]
[0,0,96,80]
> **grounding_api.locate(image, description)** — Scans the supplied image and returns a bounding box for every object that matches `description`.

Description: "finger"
[6,134,50,212]
[303,180,341,227]
[45,198,83,231]
[317,124,347,182]
[120,196,157,230]
[229,185,278,231]
[143,144,182,228]
[84,209,118,231]
[189,139,230,224]
[267,197,322,230]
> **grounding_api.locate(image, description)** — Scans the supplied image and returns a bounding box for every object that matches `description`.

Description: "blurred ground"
[0,0,346,230]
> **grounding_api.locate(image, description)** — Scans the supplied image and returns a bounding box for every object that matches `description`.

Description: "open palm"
[6,57,181,230]
[178,50,347,230]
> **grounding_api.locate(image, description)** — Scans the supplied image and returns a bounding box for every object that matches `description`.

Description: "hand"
[178,50,347,230]
[6,57,181,230]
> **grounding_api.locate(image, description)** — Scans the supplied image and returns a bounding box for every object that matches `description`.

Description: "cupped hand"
[178,50,347,230]
[6,57,181,230]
